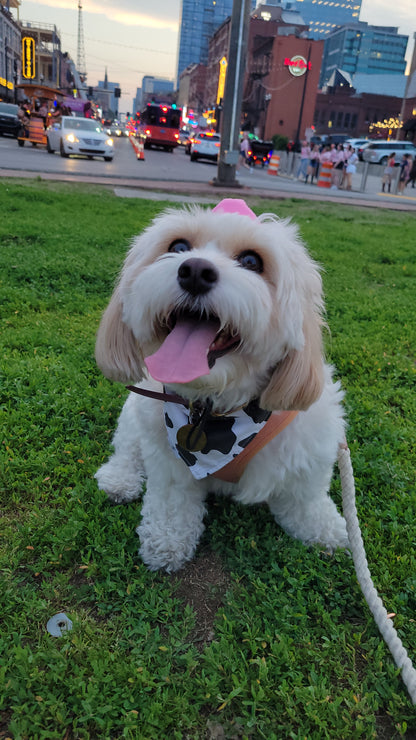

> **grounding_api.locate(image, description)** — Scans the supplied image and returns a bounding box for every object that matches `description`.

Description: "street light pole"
[212,0,251,188]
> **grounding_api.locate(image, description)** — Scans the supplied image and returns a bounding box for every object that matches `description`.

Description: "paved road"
[0,133,229,183]
[1,134,415,211]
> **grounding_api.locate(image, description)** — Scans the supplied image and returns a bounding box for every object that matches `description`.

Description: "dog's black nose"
[177,258,219,296]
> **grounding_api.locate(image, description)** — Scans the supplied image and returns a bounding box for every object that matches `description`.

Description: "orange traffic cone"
[136,136,145,161]
[130,135,145,161]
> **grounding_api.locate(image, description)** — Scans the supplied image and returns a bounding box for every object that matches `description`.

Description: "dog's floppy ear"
[260,309,324,412]
[95,284,145,384]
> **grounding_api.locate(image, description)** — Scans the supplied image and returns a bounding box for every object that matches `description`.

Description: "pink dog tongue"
[144,317,220,383]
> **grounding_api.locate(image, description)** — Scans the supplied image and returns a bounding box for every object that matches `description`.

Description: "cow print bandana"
[164,398,271,480]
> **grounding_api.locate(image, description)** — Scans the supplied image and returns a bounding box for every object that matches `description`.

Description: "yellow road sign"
[216,56,227,105]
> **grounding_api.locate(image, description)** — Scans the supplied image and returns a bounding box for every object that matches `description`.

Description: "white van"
[362,140,416,165]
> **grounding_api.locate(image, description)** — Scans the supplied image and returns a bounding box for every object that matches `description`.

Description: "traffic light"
[114,87,121,98]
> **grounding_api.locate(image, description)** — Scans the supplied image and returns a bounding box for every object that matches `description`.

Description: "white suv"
[362,140,416,166]
[190,132,220,162]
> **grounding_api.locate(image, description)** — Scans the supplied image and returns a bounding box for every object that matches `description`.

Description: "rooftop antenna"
[77,0,87,82]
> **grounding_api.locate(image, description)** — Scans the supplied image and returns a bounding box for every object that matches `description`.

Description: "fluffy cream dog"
[95,199,348,572]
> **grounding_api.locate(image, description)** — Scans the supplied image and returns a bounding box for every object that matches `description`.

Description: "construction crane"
[77,0,87,82]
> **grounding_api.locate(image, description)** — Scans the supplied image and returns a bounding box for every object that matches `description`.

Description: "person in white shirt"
[331,144,345,189]
[344,147,358,191]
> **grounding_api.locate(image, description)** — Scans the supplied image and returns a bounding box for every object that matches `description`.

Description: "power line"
[63,30,174,56]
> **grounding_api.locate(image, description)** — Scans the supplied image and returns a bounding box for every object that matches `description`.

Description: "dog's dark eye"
[168,239,192,254]
[237,250,263,273]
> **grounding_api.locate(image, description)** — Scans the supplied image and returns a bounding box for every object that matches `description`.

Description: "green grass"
[1,180,416,739]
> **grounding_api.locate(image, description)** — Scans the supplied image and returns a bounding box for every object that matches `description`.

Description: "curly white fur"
[94,204,348,572]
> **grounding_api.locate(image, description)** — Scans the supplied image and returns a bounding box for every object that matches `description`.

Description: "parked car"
[362,140,416,166]
[46,116,114,160]
[0,102,20,138]
[345,137,368,147]
[314,133,350,146]
[190,131,220,162]
[310,135,323,146]
[345,138,370,160]
[327,134,352,145]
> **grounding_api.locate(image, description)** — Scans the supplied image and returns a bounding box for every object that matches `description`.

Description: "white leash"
[338,443,416,704]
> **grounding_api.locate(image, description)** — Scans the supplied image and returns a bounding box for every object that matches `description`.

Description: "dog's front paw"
[270,493,349,552]
[95,459,144,504]
[136,519,204,573]
[309,514,349,552]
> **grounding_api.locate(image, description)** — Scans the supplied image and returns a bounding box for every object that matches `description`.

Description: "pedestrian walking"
[305,144,320,184]
[296,140,311,180]
[408,157,416,188]
[381,153,395,193]
[238,133,250,170]
[398,153,412,194]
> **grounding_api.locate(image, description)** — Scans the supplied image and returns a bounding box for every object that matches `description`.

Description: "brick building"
[178,63,207,114]
[203,5,322,142]
[245,33,323,142]
[314,73,403,138]
[205,17,231,111]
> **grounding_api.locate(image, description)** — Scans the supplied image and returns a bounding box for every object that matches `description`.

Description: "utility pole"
[212,0,251,188]
[77,0,87,83]
[294,43,312,149]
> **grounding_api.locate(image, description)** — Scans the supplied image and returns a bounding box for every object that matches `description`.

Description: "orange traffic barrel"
[130,135,145,161]
[317,161,333,188]
[267,152,280,176]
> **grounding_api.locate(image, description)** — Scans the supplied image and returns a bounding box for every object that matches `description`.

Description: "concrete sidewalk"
[2,162,416,212]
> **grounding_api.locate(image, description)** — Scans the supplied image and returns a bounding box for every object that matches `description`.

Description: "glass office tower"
[319,22,408,87]
[254,0,362,38]
[177,0,234,83]
[176,0,257,83]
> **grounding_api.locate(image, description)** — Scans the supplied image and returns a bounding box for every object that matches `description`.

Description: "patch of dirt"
[171,549,232,650]
[375,712,416,740]
[0,710,16,740]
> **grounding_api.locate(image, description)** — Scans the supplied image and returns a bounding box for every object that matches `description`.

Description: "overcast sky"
[17,0,416,114]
